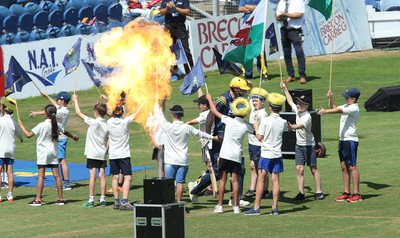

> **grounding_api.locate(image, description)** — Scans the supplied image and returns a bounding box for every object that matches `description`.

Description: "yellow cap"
[230,77,250,91]
[268,93,286,107]
[250,87,268,100]
[0,97,16,112]
[230,97,251,117]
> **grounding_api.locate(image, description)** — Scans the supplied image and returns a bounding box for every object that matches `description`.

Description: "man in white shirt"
[276,0,307,84]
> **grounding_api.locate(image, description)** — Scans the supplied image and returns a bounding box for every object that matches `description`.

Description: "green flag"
[308,0,333,21]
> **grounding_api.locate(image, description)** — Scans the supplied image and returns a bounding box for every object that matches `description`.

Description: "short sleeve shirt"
[258,113,288,159]
[0,114,23,158]
[292,106,315,146]
[31,119,58,165]
[84,116,108,160]
[219,116,254,163]
[107,115,134,160]
[339,103,359,142]
[56,106,69,140]
[248,108,268,146]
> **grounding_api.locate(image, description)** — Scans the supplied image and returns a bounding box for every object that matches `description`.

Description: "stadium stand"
[0,0,168,45]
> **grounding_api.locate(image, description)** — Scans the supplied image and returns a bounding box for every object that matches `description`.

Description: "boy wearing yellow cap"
[245,93,288,216]
[243,87,270,200]
[0,97,23,202]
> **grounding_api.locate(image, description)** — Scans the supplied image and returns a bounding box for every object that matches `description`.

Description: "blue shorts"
[258,157,284,173]
[58,139,68,160]
[338,140,358,166]
[295,145,317,166]
[248,144,261,161]
[165,164,188,184]
[0,158,14,166]
[109,158,132,176]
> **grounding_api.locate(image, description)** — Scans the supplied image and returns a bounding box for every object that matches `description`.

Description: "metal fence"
[189,0,240,19]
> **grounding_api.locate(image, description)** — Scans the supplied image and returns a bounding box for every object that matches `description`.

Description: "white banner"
[2,34,105,99]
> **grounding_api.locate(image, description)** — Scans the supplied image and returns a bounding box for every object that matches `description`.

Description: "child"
[107,102,143,211]
[30,91,79,190]
[281,82,324,201]
[19,104,64,206]
[205,95,254,214]
[186,94,215,198]
[72,94,109,208]
[0,97,23,202]
[244,93,288,216]
[318,88,361,203]
[159,104,216,204]
[243,87,271,200]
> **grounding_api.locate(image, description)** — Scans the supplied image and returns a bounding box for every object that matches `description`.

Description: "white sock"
[100,195,106,202]
[88,196,94,202]
[7,192,12,197]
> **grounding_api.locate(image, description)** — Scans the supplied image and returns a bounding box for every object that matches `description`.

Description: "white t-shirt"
[219,116,254,163]
[107,115,134,160]
[194,109,214,150]
[258,113,288,159]
[276,0,305,29]
[84,116,108,160]
[339,103,359,142]
[292,106,315,146]
[56,106,69,140]
[160,116,213,166]
[0,114,23,159]
[248,108,268,146]
[31,119,58,165]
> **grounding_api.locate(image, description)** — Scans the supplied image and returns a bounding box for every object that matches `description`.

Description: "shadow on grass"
[360,181,390,190]
[361,194,381,200]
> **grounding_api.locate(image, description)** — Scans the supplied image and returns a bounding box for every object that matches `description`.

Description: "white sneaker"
[6,195,13,202]
[240,200,250,206]
[188,182,198,204]
[228,199,250,207]
[213,204,223,214]
[233,206,241,214]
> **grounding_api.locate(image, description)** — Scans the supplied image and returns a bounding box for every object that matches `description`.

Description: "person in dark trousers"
[276,0,307,84]
[160,0,194,81]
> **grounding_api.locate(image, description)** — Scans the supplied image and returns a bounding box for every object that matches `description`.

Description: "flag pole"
[258,0,269,91]
[12,83,20,121]
[328,0,336,104]
[74,68,79,95]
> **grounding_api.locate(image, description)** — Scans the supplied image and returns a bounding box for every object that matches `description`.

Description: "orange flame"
[94,18,175,127]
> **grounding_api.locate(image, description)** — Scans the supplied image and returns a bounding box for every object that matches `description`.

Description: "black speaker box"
[143,178,175,204]
[365,85,400,112]
[285,88,313,112]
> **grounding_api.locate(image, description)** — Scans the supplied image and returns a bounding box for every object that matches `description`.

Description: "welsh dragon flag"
[222,0,267,70]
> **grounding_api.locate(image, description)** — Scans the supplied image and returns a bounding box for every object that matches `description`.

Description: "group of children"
[0,90,143,210]
[0,77,362,214]
[182,77,362,215]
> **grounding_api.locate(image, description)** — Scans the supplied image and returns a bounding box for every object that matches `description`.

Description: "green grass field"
[1,49,400,237]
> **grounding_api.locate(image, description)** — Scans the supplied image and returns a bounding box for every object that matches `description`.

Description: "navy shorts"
[338,140,358,166]
[86,159,107,169]
[248,144,261,162]
[295,145,317,166]
[109,158,132,176]
[37,164,58,169]
[0,158,14,166]
[218,158,241,175]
